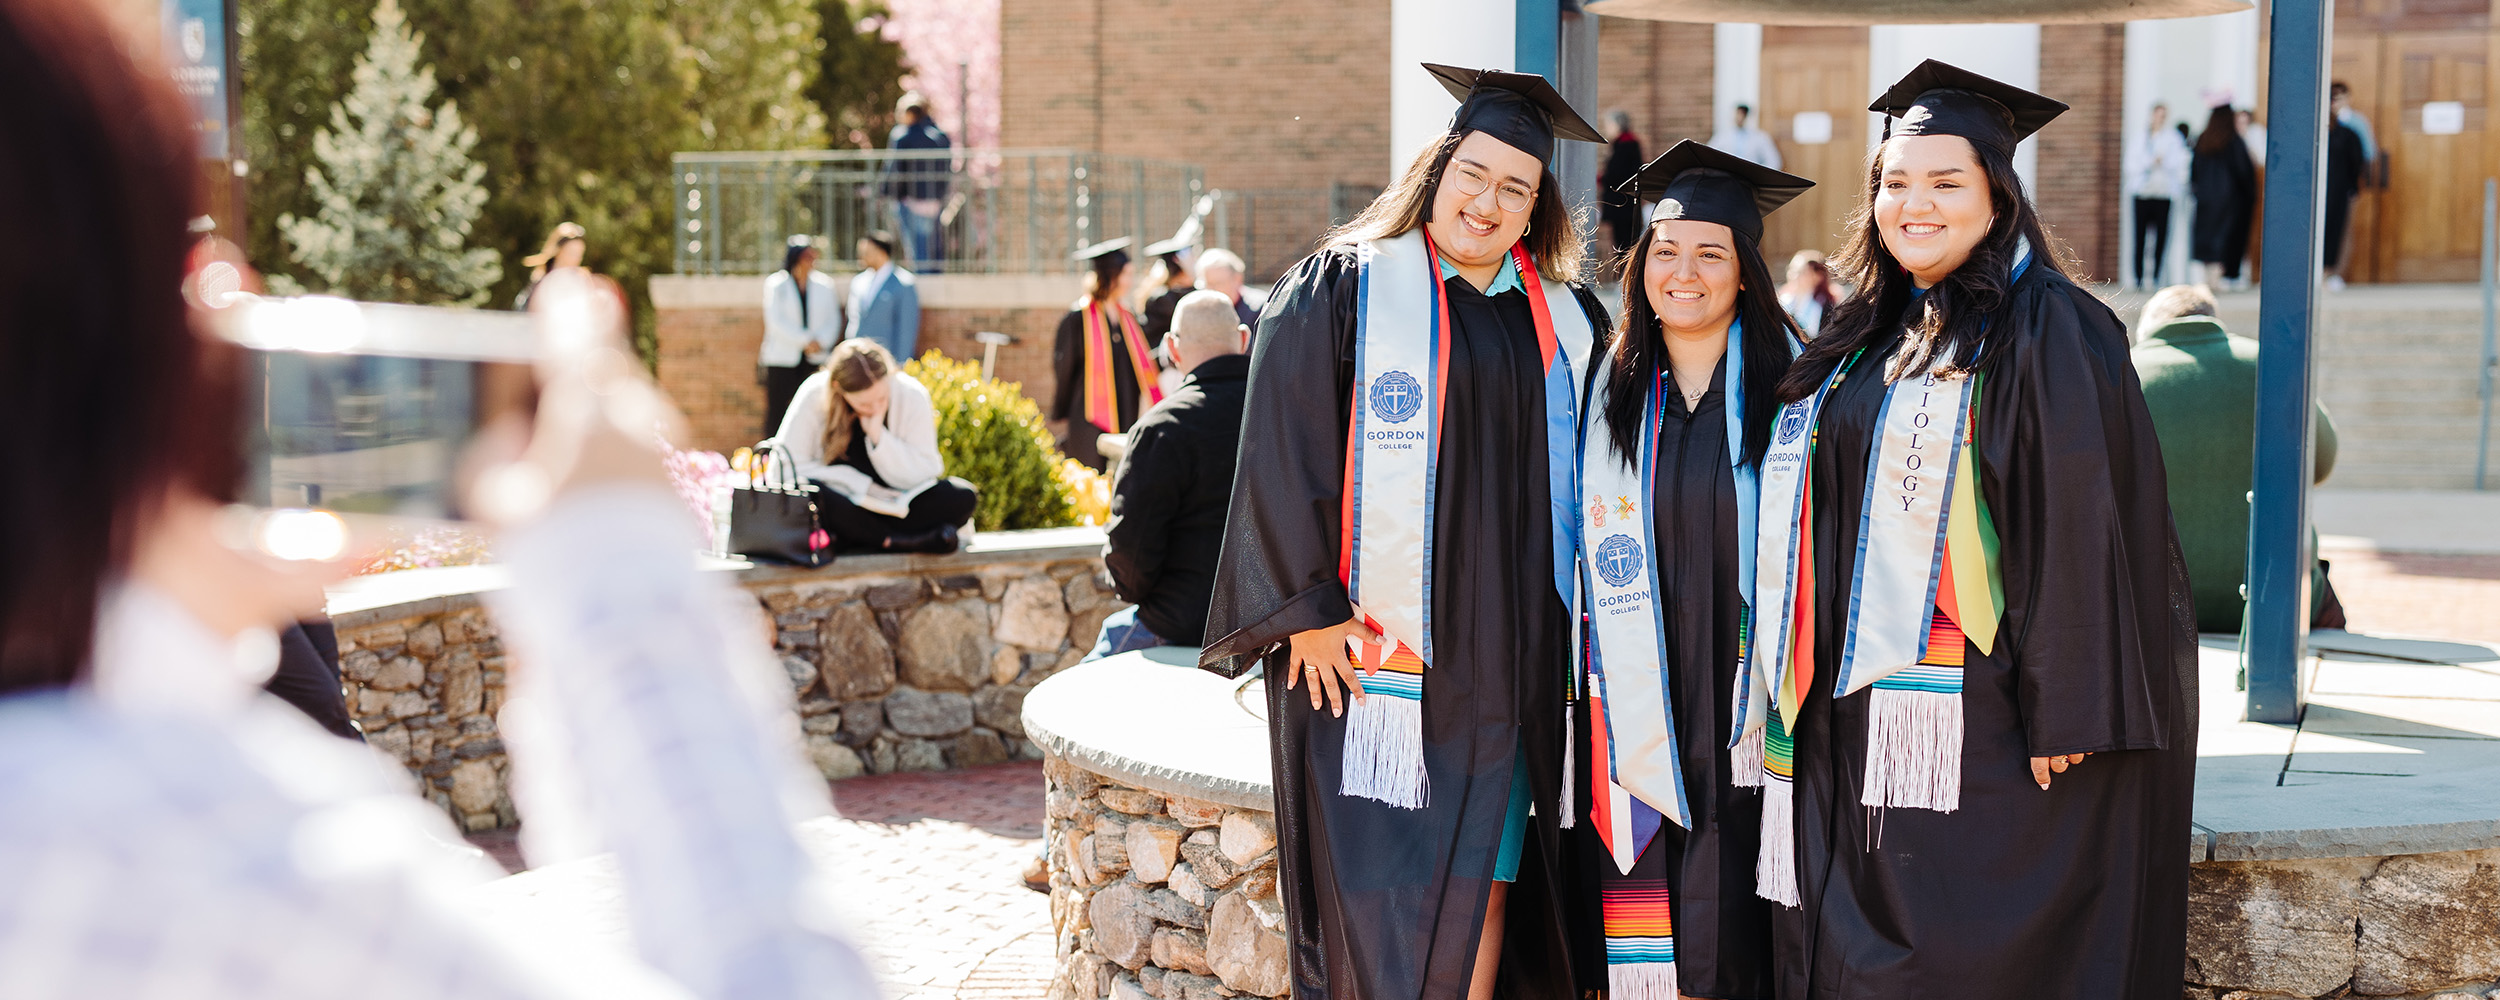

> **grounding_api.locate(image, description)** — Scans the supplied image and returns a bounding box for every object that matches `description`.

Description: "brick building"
[996,2,2135,281]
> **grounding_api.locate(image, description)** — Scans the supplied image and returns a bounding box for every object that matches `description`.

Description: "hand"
[2030,752,2092,790]
[859,409,887,444]
[461,271,684,528]
[1282,609,1384,718]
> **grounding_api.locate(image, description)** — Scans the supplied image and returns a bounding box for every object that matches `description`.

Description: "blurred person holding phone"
[0,2,878,995]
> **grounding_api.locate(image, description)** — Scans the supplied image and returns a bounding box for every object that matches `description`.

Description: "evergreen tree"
[812,0,909,149]
[276,0,499,304]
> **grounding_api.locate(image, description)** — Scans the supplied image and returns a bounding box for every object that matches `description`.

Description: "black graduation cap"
[1869,60,2068,154]
[1619,139,1813,244]
[1143,235,1192,259]
[1072,236,1133,271]
[1424,63,1605,167]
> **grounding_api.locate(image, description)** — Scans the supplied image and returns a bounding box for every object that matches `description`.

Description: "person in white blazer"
[761,235,842,437]
[775,339,977,553]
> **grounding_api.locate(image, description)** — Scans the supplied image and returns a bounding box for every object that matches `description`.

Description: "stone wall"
[2187,848,2500,999]
[1043,755,1289,1000]
[336,604,512,832]
[757,557,1122,781]
[331,540,1122,832]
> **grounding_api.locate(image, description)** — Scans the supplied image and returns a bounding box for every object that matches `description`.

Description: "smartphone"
[210,296,537,526]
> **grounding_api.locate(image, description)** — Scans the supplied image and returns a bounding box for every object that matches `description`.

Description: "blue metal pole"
[1515,0,1560,76]
[2244,0,2333,725]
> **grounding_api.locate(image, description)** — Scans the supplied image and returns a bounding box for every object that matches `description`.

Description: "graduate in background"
[1050,238,1163,471]
[1138,236,1197,396]
[1750,61,2196,999]
[1201,65,1610,1000]
[1575,140,1808,1000]
[1137,235,1196,345]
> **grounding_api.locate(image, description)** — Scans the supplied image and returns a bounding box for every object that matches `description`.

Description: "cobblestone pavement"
[466,762,1053,999]
[2324,544,2500,646]
[817,763,1054,1000]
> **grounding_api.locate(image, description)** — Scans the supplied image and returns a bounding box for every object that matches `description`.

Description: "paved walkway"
[463,763,1053,1000]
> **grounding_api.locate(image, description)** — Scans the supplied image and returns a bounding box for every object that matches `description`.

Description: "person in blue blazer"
[846,230,921,362]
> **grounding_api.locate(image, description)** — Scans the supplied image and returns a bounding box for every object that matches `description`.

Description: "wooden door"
[1759,27,1871,271]
[2377,31,2492,282]
[2327,0,2497,282]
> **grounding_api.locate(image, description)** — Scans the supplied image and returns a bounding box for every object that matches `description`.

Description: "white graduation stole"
[1339,229,1593,809]
[1579,357,1694,873]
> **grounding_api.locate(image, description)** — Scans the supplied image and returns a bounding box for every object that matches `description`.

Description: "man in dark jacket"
[884,92,951,272]
[1086,290,1251,657]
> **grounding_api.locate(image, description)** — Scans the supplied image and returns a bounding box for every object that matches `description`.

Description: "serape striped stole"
[1080,300,1162,432]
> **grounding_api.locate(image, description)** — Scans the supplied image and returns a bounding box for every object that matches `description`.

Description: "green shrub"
[906,352,1079,531]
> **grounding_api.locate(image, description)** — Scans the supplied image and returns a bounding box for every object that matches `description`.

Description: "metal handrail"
[670,148,1207,277]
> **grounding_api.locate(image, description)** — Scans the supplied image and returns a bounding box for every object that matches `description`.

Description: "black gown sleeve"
[1198,248,1362,672]
[1050,308,1083,423]
[1979,273,2188,757]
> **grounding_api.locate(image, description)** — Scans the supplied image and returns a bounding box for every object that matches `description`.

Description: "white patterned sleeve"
[486,485,877,1000]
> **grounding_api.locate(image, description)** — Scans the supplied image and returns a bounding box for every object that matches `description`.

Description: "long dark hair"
[2192,105,2239,156]
[1775,134,2071,402]
[0,0,236,693]
[1326,128,1592,284]
[1604,222,1797,468]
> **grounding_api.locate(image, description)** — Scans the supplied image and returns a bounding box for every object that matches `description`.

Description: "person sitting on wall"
[2131,283,2346,631]
[1086,290,1251,659]
[775,339,978,554]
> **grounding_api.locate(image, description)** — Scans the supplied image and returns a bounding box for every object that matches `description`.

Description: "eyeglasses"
[1446,164,1537,214]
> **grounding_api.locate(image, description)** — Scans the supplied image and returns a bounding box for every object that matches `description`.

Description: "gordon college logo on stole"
[1595,534,1644,588]
[1776,402,1809,445]
[1370,370,1424,423]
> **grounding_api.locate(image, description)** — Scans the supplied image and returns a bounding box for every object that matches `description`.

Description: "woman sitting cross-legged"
[774,339,978,554]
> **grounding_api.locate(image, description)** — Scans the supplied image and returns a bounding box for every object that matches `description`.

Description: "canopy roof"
[1583,0,2250,25]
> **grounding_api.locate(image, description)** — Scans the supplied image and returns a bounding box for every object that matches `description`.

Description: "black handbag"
[728,442,832,567]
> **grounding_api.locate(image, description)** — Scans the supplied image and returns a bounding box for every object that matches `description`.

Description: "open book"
[821,473,934,519]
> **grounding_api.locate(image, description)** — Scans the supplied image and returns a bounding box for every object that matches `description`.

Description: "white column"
[1390,0,1516,173]
[1865,25,2043,189]
[1713,23,1763,141]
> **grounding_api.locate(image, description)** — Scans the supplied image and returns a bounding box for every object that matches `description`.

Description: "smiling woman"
[1755,61,2201,1000]
[1201,64,1612,1000]
[1573,139,1812,1000]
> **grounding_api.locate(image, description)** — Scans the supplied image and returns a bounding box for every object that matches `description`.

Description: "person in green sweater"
[2132,283,2346,632]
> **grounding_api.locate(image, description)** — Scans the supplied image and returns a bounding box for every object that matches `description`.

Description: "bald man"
[1086,291,1252,659]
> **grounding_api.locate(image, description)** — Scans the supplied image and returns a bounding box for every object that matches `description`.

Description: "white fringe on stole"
[1755,778,1801,907]
[1558,708,1576,829]
[1860,689,1964,812]
[1339,695,1430,808]
[1730,722,1766,789]
[1608,963,1679,1000]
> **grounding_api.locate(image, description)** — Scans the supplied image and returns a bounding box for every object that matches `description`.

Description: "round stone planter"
[1024,650,1289,1000]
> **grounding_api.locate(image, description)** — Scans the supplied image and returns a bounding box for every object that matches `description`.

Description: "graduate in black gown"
[1573,141,1808,1000]
[1753,61,2199,1000]
[1138,236,1195,346]
[1201,65,1610,1000]
[1051,238,1162,471]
